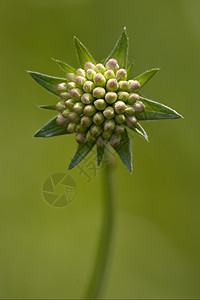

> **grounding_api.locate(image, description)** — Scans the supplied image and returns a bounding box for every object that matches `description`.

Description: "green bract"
[29,27,183,172]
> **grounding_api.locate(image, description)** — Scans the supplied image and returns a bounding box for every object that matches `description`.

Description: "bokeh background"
[1,0,200,298]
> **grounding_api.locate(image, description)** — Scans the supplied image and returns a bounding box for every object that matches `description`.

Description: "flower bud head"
[56,101,65,111]
[73,102,84,115]
[115,124,125,135]
[66,73,75,82]
[128,80,141,91]
[104,119,115,132]
[83,81,95,93]
[81,116,93,127]
[56,82,67,92]
[84,104,96,116]
[93,87,106,99]
[104,70,115,80]
[90,125,102,137]
[96,136,106,148]
[94,99,107,110]
[126,116,137,128]
[76,133,86,144]
[93,112,105,125]
[65,99,76,108]
[118,91,129,102]
[84,62,95,70]
[68,112,80,124]
[114,101,126,114]
[60,92,71,100]
[93,73,106,87]
[103,106,115,119]
[128,93,140,104]
[124,104,135,116]
[106,79,119,92]
[67,122,76,133]
[105,92,117,104]
[76,68,86,77]
[86,69,96,80]
[116,69,127,81]
[115,114,126,124]
[75,76,87,87]
[56,114,68,126]
[81,93,94,104]
[106,59,119,71]
[62,108,71,118]
[110,134,121,147]
[95,64,106,73]
[70,88,83,100]
[86,130,95,142]
[67,82,76,90]
[133,101,146,113]
[102,130,112,141]
[76,124,87,133]
[118,81,129,91]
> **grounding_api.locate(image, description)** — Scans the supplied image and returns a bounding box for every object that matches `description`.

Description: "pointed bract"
[130,123,149,141]
[113,129,132,172]
[52,58,76,74]
[134,68,159,89]
[68,141,96,169]
[74,36,96,68]
[38,104,57,110]
[34,116,69,137]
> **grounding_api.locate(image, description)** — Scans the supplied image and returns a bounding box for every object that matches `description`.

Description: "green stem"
[84,149,115,299]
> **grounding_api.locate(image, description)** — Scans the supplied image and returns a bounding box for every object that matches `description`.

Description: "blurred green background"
[1,0,200,298]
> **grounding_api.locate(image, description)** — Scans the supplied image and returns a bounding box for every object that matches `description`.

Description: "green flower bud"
[93,73,106,87]
[118,81,129,91]
[105,92,117,104]
[124,104,135,116]
[60,92,71,100]
[75,76,87,87]
[110,134,121,147]
[86,130,96,142]
[67,82,76,90]
[70,88,83,100]
[128,93,140,105]
[116,69,127,81]
[84,104,96,116]
[81,116,93,127]
[67,122,76,133]
[76,133,86,144]
[128,80,141,91]
[93,112,105,125]
[103,106,115,119]
[73,102,84,115]
[106,79,119,92]
[65,99,76,108]
[94,99,107,110]
[62,108,71,118]
[56,114,68,126]
[104,70,115,80]
[114,101,126,114]
[76,68,86,77]
[102,130,112,141]
[81,93,94,104]
[126,116,137,128]
[90,125,102,137]
[96,136,106,148]
[83,81,95,93]
[93,87,106,98]
[86,69,96,80]
[104,119,115,132]
[118,91,129,102]
[56,101,65,111]
[66,73,75,82]
[76,124,87,133]
[115,114,126,124]
[84,62,95,70]
[95,63,106,73]
[133,101,146,113]
[56,82,67,92]
[106,59,119,71]
[115,124,125,135]
[68,112,80,124]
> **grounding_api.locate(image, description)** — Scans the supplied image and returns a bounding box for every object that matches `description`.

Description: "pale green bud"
[56,101,65,111]
[126,116,137,128]
[115,114,126,124]
[102,130,112,141]
[96,136,106,148]
[93,73,106,87]
[104,119,115,132]
[76,124,87,133]
[95,63,106,73]
[81,116,93,127]
[75,76,87,87]
[86,130,96,142]
[81,93,94,104]
[83,80,95,93]
[76,133,86,144]
[118,91,129,102]
[104,70,115,80]
[128,93,140,104]
[93,87,106,99]
[70,88,83,100]
[66,73,75,82]
[103,106,115,119]
[133,101,146,113]
[94,99,107,110]
[90,125,102,137]
[68,112,80,124]
[84,104,96,116]
[114,101,126,114]
[67,82,76,90]
[86,69,96,80]
[118,81,129,91]
[105,92,117,104]
[62,108,71,118]
[60,92,71,100]
[115,124,125,135]
[67,122,76,133]
[73,102,84,115]
[124,104,135,116]
[93,112,105,125]
[65,99,76,108]
[106,59,119,71]
[128,80,141,91]
[76,68,86,77]
[84,62,95,70]
[106,79,119,92]
[56,114,68,126]
[110,134,121,147]
[116,69,127,81]
[56,82,67,92]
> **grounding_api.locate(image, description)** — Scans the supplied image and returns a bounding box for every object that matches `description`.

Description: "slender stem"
[84,149,115,299]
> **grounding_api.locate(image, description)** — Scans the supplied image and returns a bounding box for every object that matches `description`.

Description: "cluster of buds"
[55,58,145,148]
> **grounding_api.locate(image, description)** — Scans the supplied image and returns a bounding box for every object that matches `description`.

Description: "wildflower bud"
[93,87,106,98]
[128,93,140,104]
[56,101,65,111]
[67,82,76,90]
[76,124,87,133]
[118,81,129,91]
[105,92,117,104]
[65,99,76,108]
[93,112,104,125]
[81,116,93,127]
[104,119,115,132]
[75,76,87,87]
[94,99,107,110]
[95,64,106,73]
[115,114,126,124]
[66,73,75,82]
[114,101,126,114]
[106,79,119,92]
[68,112,80,124]
[106,59,119,71]
[84,62,95,70]
[84,104,96,116]
[124,105,135,116]
[110,134,121,147]
[102,130,112,141]
[103,106,115,119]
[118,91,129,102]
[133,101,146,113]
[126,116,137,128]
[115,124,125,135]
[70,88,83,100]
[128,80,141,91]
[81,93,94,104]
[116,69,127,81]
[104,70,115,80]
[62,109,71,118]
[93,73,106,87]
[90,125,102,137]
[60,92,71,100]
[67,122,76,133]
[86,69,96,80]
[86,130,95,142]
[73,102,84,115]
[83,81,95,93]
[96,136,106,148]
[56,82,67,92]
[56,114,68,126]
[76,68,86,77]
[76,133,86,144]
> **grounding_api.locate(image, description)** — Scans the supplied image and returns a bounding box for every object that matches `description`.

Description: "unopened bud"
[124,104,135,116]
[76,133,86,144]
[56,101,65,111]
[93,87,106,99]
[76,124,87,133]
[118,91,129,102]
[116,69,127,81]
[104,70,115,80]
[67,82,76,90]
[115,124,125,135]
[106,59,119,71]
[94,99,107,110]
[114,101,126,114]
[93,112,104,125]
[86,130,95,142]
[90,125,102,137]
[67,122,76,133]
[93,73,106,87]
[115,114,126,124]
[95,64,106,73]
[128,80,141,91]
[86,69,96,80]
[128,93,140,104]
[84,104,96,116]
[96,136,106,148]
[110,134,121,147]
[75,76,87,87]
[103,106,115,119]
[65,99,76,108]
[133,101,146,113]
[56,82,67,92]
[126,116,137,128]
[62,109,71,118]
[68,112,80,124]
[102,130,112,141]
[104,119,115,132]
[83,81,95,93]
[60,92,71,100]
[56,114,68,126]
[73,102,84,115]
[70,88,83,100]
[81,93,94,104]
[84,62,95,70]
[105,92,117,104]
[66,73,75,82]
[81,116,93,127]
[106,79,119,92]
[118,81,129,91]
[76,68,86,77]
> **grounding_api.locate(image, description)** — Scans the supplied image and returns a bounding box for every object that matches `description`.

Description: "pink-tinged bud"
[62,109,71,118]
[106,59,119,71]
[86,69,96,80]
[68,112,80,124]
[128,93,140,104]
[105,92,117,104]
[56,114,68,126]
[96,136,106,148]
[95,64,106,73]
[93,73,106,87]
[94,99,107,110]
[102,130,112,141]
[104,119,115,132]
[133,101,146,113]
[66,73,75,82]
[115,114,126,124]
[76,124,87,133]
[84,105,96,116]
[126,116,137,128]
[115,124,125,135]
[56,82,67,92]
[67,82,76,90]
[81,116,93,127]
[83,81,95,93]
[84,62,95,70]
[103,106,115,119]
[104,70,115,80]
[114,101,126,114]
[60,92,71,100]
[128,80,141,91]
[86,130,96,142]
[93,112,104,125]
[124,105,135,116]
[73,102,84,115]
[81,93,95,104]
[65,99,76,108]
[90,125,102,137]
[56,101,65,111]
[93,87,106,98]
[106,79,119,92]
[67,122,76,133]
[118,91,129,102]
[70,88,83,100]
[75,76,87,87]
[76,68,86,77]
[76,133,86,144]
[118,81,129,91]
[110,134,121,147]
[116,69,127,81]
